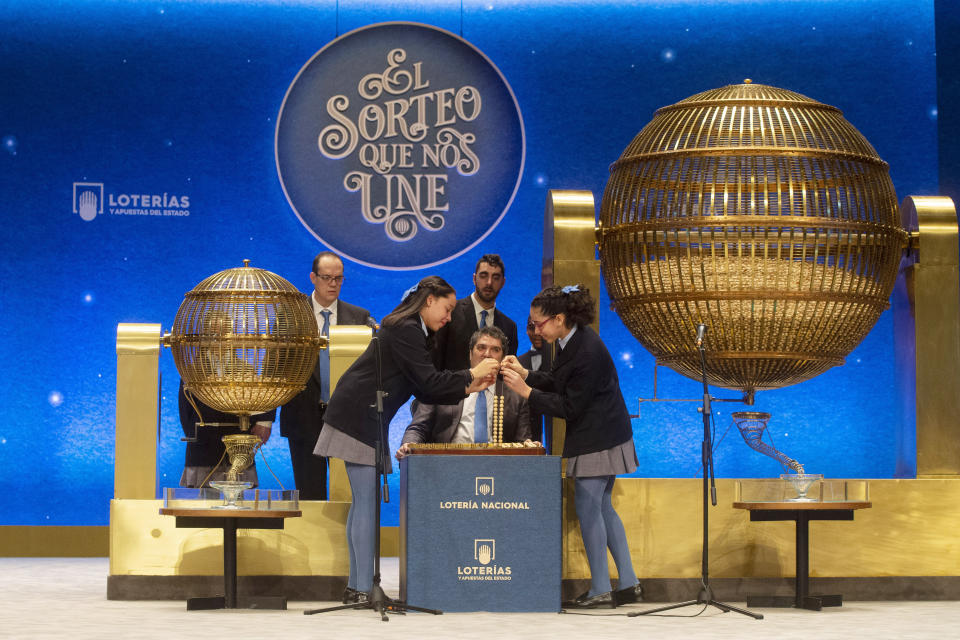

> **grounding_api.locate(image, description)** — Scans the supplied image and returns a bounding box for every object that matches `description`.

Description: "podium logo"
[457,538,511,581]
[474,539,495,565]
[275,22,525,270]
[475,477,494,497]
[73,182,104,221]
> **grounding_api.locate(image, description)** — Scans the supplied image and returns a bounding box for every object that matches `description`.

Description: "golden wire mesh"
[598,81,906,392]
[167,261,323,416]
[222,434,263,481]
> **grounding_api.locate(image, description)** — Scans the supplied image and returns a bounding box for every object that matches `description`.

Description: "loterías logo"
[275,22,525,270]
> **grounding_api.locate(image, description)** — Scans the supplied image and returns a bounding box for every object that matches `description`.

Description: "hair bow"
[401,283,420,302]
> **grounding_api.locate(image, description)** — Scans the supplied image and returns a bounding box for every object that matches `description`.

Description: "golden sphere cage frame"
[165,260,324,426]
[598,81,908,393]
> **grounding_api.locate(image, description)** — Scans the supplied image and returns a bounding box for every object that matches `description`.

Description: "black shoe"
[342,587,363,604]
[562,591,616,609]
[614,582,644,605]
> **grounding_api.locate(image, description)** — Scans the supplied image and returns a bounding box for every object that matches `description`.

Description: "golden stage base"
[105,477,956,576]
[562,478,960,581]
[106,498,395,601]
[7,478,954,600]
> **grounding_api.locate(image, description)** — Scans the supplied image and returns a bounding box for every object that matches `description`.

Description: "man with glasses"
[279,251,373,500]
[432,253,519,371]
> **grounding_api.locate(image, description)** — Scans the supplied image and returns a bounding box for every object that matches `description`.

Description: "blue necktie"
[474,391,488,443]
[319,309,331,403]
[479,309,488,327]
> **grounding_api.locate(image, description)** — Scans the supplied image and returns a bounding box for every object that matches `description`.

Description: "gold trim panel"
[116,323,162,355]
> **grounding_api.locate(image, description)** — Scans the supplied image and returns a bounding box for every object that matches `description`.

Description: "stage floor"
[3,557,959,639]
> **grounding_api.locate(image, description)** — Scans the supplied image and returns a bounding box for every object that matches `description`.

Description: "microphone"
[366,316,380,331]
[695,323,707,348]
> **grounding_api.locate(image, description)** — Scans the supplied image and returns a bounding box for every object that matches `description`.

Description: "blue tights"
[345,461,377,592]
[574,475,638,596]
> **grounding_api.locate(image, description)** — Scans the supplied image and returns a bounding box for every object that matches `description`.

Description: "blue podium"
[399,453,562,612]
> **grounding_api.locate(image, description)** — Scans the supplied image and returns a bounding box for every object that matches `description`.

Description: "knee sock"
[575,476,613,596]
[345,462,377,592]
[600,476,638,589]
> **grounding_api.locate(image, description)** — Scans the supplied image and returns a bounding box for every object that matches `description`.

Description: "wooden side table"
[732,501,871,611]
[159,508,302,610]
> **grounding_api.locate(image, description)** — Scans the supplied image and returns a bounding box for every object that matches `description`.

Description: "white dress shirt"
[470,292,495,328]
[530,352,542,371]
[557,324,577,351]
[452,387,491,443]
[312,294,339,328]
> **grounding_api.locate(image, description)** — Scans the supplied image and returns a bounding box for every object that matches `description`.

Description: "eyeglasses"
[315,274,344,284]
[530,315,556,331]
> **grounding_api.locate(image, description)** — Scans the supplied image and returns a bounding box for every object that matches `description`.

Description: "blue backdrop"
[0,0,940,526]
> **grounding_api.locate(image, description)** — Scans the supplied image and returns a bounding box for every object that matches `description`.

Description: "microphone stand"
[305,335,441,621]
[630,325,762,620]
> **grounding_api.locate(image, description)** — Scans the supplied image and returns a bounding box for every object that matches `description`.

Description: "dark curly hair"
[530,284,595,328]
[475,253,505,276]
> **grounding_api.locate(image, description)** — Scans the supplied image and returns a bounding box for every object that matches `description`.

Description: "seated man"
[396,326,532,459]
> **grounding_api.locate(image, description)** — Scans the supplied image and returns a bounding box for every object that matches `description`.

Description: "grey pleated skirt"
[314,423,393,475]
[566,439,638,478]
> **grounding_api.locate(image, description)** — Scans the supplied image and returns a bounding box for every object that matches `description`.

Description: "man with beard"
[432,254,518,371]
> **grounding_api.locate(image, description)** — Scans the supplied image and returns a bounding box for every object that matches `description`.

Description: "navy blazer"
[432,296,519,371]
[525,325,633,458]
[324,315,471,448]
[279,298,371,442]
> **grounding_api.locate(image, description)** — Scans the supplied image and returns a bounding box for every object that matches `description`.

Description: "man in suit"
[517,315,554,448]
[432,254,519,371]
[279,251,372,499]
[178,381,275,488]
[396,326,531,458]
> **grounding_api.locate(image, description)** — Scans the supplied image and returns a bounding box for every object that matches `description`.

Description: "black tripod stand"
[304,337,442,621]
[630,324,762,620]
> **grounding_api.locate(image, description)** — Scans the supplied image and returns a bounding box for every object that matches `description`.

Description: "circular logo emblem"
[276,22,525,270]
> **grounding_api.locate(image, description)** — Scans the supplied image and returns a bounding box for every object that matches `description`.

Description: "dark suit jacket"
[525,325,633,458]
[432,296,519,371]
[518,347,553,443]
[279,298,371,443]
[324,315,471,448]
[179,381,276,467]
[401,387,531,445]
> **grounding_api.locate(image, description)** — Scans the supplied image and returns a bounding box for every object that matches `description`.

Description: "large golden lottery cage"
[546,80,960,476]
[539,80,960,591]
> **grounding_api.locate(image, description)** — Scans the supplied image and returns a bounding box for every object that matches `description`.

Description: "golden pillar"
[114,323,162,499]
[327,325,374,500]
[542,189,601,457]
[897,196,960,477]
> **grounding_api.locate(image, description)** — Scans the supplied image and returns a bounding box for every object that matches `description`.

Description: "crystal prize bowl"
[780,473,823,502]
